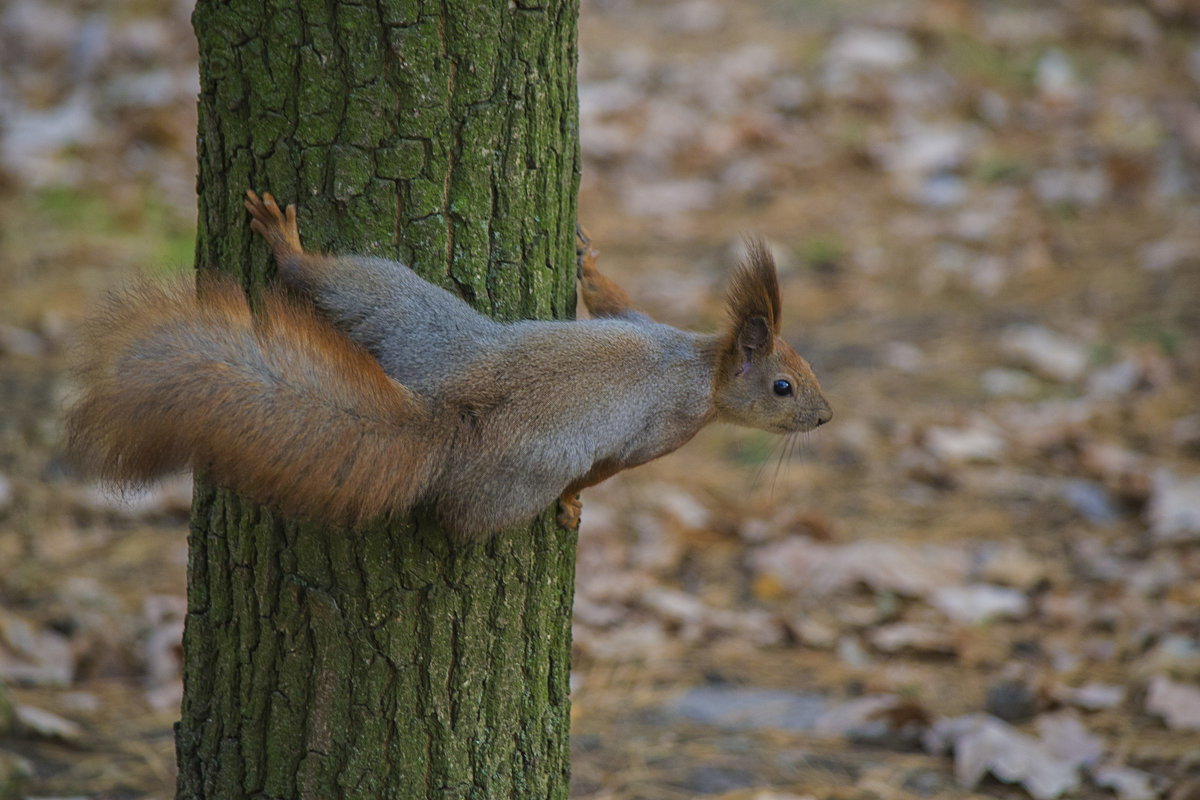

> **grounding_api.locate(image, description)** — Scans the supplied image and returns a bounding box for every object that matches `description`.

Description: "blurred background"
[1,0,1199,797]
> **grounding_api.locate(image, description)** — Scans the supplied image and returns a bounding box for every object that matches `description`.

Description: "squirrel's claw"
[575,224,597,280]
[246,189,304,259]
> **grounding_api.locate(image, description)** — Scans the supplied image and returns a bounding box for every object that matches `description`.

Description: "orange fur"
[578,238,636,319]
[66,277,442,527]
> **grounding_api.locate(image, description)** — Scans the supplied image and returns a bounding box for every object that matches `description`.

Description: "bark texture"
[179,1,580,797]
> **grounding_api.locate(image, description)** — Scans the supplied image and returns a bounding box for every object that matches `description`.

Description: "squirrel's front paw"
[556,493,582,530]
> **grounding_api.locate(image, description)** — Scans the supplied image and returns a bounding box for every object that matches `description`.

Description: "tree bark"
[178,2,580,797]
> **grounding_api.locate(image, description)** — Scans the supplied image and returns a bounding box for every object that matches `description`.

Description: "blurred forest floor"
[1,0,1199,798]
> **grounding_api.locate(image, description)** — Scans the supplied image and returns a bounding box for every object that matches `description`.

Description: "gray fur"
[288,253,719,533]
[433,320,715,532]
[299,256,503,393]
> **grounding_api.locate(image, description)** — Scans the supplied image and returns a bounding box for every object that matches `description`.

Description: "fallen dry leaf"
[15,704,82,744]
[1092,765,1157,800]
[750,538,970,599]
[1145,676,1200,731]
[1035,710,1103,768]
[0,610,74,687]
[1052,682,1125,711]
[924,714,1082,800]
[928,584,1029,624]
[1149,469,1200,542]
[868,622,956,655]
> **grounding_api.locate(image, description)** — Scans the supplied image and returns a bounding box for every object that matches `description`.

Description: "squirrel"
[65,190,832,541]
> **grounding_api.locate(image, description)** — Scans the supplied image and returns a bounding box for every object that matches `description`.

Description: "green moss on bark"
[181,1,580,796]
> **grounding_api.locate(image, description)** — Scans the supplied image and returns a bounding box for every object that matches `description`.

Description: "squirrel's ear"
[719,237,782,375]
[737,315,773,361]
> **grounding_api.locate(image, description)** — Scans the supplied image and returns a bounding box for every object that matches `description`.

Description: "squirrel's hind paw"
[556,492,582,530]
[245,189,303,261]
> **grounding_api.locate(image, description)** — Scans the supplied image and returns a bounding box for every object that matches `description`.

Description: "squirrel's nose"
[814,403,833,427]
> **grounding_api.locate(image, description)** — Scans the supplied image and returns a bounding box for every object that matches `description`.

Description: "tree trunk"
[178,2,580,797]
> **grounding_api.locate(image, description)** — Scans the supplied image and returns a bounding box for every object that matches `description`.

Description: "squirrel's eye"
[773,379,793,397]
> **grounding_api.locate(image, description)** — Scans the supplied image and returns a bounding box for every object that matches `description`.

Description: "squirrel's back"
[286,254,505,395]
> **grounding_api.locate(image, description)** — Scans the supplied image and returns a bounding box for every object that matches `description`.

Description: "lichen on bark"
[179,1,580,796]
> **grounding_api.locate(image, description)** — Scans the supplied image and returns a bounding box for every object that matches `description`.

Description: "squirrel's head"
[712,238,832,434]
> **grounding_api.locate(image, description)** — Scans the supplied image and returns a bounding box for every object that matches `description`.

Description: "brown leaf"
[1145,676,1200,731]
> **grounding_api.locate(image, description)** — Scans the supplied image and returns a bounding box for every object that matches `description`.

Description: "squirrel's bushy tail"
[66,277,440,526]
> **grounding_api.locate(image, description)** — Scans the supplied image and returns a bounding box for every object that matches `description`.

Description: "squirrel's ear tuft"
[724,237,782,337]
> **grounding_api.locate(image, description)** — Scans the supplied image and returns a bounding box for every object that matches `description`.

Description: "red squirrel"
[66,190,832,540]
